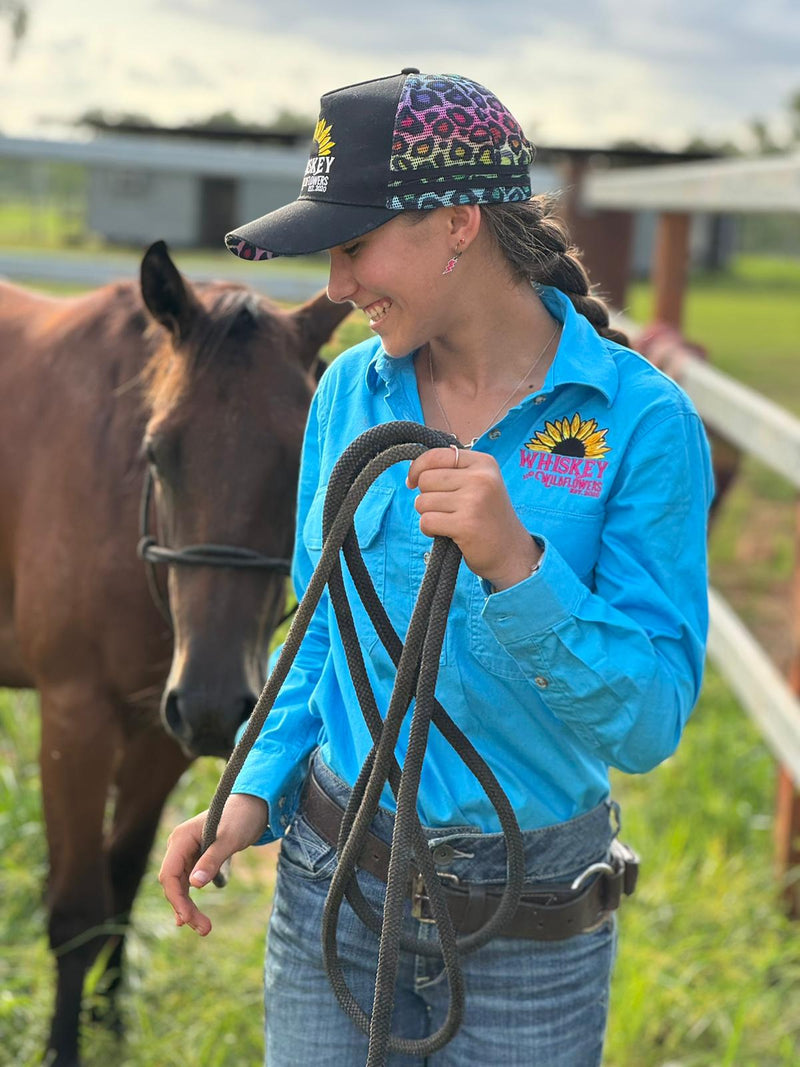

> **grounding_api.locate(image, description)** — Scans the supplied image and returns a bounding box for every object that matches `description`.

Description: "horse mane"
[141,285,282,419]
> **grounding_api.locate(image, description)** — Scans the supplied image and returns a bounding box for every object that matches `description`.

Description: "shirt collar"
[537,286,619,406]
[366,344,412,393]
[365,285,620,405]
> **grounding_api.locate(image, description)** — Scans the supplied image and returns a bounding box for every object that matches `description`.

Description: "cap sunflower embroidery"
[526,414,611,459]
[313,119,335,156]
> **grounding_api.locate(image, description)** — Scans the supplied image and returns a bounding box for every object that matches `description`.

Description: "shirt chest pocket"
[303,482,395,653]
[468,503,604,680]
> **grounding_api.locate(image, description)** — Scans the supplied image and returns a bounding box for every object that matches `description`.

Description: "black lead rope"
[203,421,525,1065]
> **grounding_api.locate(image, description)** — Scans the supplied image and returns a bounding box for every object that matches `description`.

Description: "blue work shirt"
[233,285,714,840]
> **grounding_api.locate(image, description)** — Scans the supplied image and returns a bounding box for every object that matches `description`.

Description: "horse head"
[139,240,347,757]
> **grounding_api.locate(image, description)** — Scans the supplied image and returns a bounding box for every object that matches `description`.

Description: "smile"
[363,300,392,325]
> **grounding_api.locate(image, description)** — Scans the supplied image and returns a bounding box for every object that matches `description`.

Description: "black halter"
[136,466,292,628]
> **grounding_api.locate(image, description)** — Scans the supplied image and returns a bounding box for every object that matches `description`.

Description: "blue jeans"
[264,753,618,1066]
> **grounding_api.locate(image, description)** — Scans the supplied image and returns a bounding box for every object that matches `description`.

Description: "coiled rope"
[203,421,525,1065]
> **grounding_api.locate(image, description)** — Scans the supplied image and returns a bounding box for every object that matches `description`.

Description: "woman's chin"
[377,336,411,358]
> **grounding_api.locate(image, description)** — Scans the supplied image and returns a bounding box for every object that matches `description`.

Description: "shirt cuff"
[480,535,588,644]
[232,740,311,845]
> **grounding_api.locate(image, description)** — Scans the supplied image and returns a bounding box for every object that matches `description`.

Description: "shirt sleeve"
[231,384,330,841]
[480,409,713,774]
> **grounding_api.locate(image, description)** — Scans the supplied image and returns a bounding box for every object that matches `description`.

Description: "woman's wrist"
[485,536,544,592]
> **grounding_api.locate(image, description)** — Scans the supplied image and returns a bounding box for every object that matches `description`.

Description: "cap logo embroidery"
[519,414,611,498]
[303,119,336,194]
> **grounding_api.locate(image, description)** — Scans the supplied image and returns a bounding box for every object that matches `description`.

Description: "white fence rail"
[654,348,800,786]
[682,358,800,490]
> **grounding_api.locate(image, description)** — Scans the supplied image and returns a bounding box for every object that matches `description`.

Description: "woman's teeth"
[365,300,391,324]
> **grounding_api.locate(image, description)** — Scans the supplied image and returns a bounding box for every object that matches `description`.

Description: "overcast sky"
[3,0,800,150]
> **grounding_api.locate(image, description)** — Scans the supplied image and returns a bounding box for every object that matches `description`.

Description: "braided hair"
[480,196,629,347]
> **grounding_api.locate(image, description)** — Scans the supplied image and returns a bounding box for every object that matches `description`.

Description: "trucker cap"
[225,69,534,260]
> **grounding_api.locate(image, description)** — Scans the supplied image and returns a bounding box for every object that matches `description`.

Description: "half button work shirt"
[233,285,714,840]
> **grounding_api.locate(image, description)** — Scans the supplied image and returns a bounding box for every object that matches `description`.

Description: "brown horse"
[0,242,350,1067]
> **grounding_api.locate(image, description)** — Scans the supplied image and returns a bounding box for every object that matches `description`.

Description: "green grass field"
[1,255,798,1065]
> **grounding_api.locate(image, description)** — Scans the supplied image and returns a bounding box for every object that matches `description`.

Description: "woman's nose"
[326,253,357,305]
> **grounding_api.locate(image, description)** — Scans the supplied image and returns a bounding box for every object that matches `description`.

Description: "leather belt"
[299,770,638,942]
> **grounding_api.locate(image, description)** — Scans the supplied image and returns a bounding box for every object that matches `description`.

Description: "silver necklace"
[427,322,560,447]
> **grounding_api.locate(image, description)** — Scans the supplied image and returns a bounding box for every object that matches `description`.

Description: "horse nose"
[163,689,256,758]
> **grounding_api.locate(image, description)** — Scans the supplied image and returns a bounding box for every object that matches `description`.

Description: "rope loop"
[203,421,525,1064]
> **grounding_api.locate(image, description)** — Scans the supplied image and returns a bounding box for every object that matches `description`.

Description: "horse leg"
[94,723,190,1033]
[39,686,120,1067]
[707,430,741,524]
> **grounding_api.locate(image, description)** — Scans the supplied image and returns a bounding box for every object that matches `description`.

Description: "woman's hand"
[406,446,542,590]
[158,793,269,936]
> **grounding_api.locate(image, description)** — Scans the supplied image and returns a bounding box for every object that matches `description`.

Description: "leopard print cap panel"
[387,73,534,210]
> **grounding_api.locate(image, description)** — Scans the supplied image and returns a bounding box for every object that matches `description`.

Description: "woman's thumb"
[190,842,232,888]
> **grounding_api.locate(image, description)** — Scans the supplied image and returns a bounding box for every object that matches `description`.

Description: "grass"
[627,255,800,414]
[633,255,800,671]
[607,668,800,1066]
[2,670,798,1065]
[0,198,90,249]
[0,253,798,1064]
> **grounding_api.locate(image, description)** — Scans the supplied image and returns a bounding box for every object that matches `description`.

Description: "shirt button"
[423,551,431,564]
[534,676,549,688]
[488,429,501,440]
[534,395,547,404]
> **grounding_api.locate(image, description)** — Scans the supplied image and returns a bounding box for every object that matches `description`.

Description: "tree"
[0,0,27,60]
[187,109,315,136]
[789,89,800,146]
[75,108,156,128]
[681,136,740,158]
[748,117,782,155]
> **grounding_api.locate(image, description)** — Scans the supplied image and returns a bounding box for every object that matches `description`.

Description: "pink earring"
[442,242,464,276]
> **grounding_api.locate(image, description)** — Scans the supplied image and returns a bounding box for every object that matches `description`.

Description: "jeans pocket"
[278,814,338,881]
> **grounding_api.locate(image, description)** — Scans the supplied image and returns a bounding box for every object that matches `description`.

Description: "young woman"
[160,70,713,1066]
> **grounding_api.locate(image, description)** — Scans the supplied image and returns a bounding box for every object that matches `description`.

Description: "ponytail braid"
[480,196,629,347]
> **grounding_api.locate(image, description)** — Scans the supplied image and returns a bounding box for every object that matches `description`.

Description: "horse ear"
[140,240,202,343]
[290,290,353,370]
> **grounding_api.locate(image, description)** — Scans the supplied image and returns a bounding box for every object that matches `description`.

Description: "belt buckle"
[410,872,435,923]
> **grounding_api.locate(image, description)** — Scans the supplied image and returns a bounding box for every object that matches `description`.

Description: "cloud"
[2,0,798,147]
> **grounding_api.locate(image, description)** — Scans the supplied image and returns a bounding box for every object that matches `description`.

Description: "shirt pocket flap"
[303,483,395,554]
[518,503,603,580]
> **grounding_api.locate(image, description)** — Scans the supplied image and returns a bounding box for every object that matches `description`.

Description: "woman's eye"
[342,242,361,257]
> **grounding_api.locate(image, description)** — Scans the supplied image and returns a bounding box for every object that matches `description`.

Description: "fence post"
[775,499,800,917]
[559,154,634,312]
[652,212,691,328]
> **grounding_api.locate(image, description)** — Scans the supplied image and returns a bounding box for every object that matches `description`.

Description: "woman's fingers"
[405,446,539,586]
[159,794,270,938]
[159,812,214,936]
[407,447,472,489]
[414,490,459,514]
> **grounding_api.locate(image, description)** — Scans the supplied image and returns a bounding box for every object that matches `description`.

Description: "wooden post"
[776,497,800,917]
[652,212,691,328]
[558,154,634,312]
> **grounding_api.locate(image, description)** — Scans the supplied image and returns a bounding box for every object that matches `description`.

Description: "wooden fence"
[617,324,800,914]
[580,152,800,914]
[681,356,800,913]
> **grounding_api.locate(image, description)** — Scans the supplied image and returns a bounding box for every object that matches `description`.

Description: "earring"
[442,241,464,276]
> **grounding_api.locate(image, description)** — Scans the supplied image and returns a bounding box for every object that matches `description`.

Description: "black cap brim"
[225,198,401,261]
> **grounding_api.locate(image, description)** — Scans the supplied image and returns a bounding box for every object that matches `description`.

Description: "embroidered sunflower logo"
[313,119,335,156]
[526,414,611,458]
